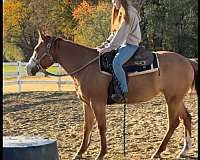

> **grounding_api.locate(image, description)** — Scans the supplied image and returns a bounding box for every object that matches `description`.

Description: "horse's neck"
[56,39,98,77]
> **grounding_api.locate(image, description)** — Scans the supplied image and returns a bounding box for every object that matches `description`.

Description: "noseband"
[32,37,57,72]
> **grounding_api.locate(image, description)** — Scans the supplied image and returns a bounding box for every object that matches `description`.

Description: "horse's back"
[157,51,194,98]
[127,51,194,103]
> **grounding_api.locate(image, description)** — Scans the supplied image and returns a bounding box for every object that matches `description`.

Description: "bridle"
[32,37,56,73]
[31,37,100,77]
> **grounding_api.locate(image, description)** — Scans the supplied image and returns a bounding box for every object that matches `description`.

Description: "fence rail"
[4,58,197,93]
[3,62,73,93]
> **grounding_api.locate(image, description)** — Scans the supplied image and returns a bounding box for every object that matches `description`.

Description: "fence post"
[17,61,22,93]
[57,64,61,91]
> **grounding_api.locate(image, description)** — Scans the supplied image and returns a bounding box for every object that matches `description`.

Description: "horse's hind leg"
[73,102,95,159]
[178,102,192,158]
[151,97,181,159]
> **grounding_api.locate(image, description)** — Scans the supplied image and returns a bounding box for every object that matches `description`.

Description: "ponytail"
[121,0,129,24]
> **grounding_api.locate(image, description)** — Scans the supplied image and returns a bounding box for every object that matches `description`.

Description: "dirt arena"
[3,91,198,160]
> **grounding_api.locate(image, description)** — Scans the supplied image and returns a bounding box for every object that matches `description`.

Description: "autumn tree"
[72,1,112,47]
[3,0,197,61]
[3,0,25,61]
[3,0,78,61]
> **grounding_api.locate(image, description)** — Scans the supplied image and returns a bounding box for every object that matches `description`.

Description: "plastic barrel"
[3,136,59,160]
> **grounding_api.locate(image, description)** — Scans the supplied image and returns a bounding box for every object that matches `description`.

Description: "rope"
[41,54,100,77]
[123,103,127,157]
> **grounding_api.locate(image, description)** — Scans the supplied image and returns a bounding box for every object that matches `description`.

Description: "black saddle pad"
[99,51,159,105]
[100,50,158,75]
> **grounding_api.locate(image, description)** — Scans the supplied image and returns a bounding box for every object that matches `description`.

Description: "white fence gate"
[3,62,73,93]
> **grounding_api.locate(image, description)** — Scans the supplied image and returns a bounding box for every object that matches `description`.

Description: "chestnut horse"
[26,31,198,160]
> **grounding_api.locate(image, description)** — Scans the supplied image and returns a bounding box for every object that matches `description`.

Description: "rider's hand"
[98,47,111,55]
[95,42,107,49]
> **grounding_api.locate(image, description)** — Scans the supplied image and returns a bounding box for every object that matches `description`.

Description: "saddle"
[129,46,154,66]
[99,46,159,105]
[100,46,154,73]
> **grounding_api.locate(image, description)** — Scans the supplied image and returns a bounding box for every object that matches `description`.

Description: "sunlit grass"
[3,64,59,73]
[3,63,65,80]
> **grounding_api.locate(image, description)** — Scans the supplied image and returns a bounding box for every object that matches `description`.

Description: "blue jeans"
[112,43,138,93]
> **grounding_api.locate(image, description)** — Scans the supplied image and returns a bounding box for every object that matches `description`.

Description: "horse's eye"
[35,47,39,52]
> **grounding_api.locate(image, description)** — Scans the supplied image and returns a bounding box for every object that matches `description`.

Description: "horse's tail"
[188,58,198,96]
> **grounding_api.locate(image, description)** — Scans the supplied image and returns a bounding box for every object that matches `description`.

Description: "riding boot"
[111,93,124,103]
[111,91,128,104]
[123,92,128,103]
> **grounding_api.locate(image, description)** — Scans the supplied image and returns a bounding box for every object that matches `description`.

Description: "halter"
[32,37,57,73]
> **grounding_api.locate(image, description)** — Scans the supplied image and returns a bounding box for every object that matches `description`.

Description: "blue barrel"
[3,136,59,160]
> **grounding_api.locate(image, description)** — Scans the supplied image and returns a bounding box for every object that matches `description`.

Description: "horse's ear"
[38,29,48,41]
[38,30,42,41]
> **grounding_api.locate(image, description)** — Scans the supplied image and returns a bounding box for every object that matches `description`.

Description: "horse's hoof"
[72,154,82,160]
[177,149,188,159]
[151,153,161,159]
[95,156,104,160]
[177,153,187,159]
[95,158,103,160]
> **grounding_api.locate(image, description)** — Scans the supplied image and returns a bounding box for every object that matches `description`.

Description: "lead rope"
[123,103,127,157]
[41,54,100,77]
[110,66,127,157]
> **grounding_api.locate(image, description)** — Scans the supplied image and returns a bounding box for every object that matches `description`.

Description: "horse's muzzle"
[26,63,38,76]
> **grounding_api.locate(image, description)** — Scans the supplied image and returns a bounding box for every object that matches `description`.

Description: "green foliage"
[4,0,80,61]
[138,0,198,57]
[3,43,24,62]
[3,0,198,59]
[73,1,112,47]
[3,64,59,76]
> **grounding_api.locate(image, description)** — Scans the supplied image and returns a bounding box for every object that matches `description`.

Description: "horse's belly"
[127,71,161,103]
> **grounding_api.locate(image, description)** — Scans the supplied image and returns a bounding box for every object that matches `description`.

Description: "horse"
[26,31,198,160]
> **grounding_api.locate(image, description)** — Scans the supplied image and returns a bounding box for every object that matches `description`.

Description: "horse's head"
[26,31,56,76]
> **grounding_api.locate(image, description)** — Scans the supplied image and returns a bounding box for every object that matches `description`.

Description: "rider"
[98,0,142,103]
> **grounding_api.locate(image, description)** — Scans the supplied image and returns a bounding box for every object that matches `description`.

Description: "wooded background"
[3,0,198,61]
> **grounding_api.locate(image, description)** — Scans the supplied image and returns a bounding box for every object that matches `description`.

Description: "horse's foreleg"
[151,99,180,159]
[178,103,192,158]
[92,102,107,160]
[73,102,95,159]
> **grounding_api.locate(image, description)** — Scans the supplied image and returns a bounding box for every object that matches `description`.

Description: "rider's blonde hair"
[111,0,130,32]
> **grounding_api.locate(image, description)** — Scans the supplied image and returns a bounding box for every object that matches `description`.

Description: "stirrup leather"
[111,73,128,103]
[111,92,128,103]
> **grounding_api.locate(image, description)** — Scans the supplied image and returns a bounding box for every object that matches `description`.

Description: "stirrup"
[123,92,128,103]
[111,92,128,103]
[111,94,124,103]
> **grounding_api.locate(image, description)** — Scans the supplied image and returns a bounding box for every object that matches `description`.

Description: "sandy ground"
[3,91,198,160]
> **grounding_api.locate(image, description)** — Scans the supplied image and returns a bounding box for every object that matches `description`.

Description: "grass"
[3,64,63,74]
[3,65,18,73]
[3,63,66,81]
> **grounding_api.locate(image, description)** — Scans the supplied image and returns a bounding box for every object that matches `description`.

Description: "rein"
[123,103,127,157]
[42,55,100,77]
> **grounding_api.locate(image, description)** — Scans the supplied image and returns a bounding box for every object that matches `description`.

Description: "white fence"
[3,62,73,93]
[4,59,197,93]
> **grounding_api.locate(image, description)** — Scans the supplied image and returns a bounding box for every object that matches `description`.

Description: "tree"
[3,0,197,61]
[72,1,112,47]
[3,0,79,61]
[3,42,24,61]
[3,0,26,61]
[130,0,198,57]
